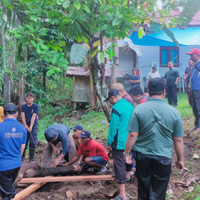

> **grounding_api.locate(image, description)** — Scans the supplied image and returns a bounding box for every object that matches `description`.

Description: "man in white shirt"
[147,66,160,87]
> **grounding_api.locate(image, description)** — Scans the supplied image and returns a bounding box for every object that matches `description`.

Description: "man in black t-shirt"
[164,61,179,107]
[21,92,39,162]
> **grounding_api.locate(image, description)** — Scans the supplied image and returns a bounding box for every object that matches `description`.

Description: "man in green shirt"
[164,61,179,107]
[125,78,184,200]
[106,89,134,200]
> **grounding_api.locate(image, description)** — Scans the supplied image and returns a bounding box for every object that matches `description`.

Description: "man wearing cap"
[147,66,161,87]
[111,83,134,105]
[21,92,39,162]
[66,130,109,174]
[72,124,83,150]
[164,61,179,107]
[187,48,200,133]
[0,103,27,200]
[125,78,184,200]
[42,123,77,167]
[106,89,134,200]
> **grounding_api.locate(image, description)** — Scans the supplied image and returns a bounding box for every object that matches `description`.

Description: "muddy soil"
[14,117,200,200]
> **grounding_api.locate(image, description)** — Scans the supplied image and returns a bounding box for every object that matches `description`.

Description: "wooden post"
[19,76,24,101]
[89,75,95,108]
[19,175,114,184]
[4,72,11,103]
[14,182,46,200]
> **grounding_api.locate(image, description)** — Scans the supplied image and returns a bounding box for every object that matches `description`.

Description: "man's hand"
[176,160,184,170]
[25,125,29,130]
[51,158,61,167]
[52,147,59,155]
[28,127,32,132]
[125,155,134,165]
[107,146,112,152]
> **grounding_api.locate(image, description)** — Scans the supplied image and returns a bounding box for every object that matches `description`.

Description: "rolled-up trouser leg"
[66,133,77,162]
[41,143,53,167]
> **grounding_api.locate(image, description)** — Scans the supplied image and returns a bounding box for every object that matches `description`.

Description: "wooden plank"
[14,182,46,200]
[19,175,114,184]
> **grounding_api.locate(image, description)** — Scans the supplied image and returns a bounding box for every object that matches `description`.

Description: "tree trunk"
[19,75,24,101]
[1,26,11,103]
[91,54,110,122]
[4,73,11,103]
[43,70,46,91]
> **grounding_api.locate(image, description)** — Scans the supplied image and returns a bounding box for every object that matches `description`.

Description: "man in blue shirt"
[21,92,39,162]
[42,123,77,167]
[187,48,200,133]
[130,69,140,88]
[0,103,27,200]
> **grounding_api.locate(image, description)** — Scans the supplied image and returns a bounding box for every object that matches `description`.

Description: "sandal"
[96,168,107,175]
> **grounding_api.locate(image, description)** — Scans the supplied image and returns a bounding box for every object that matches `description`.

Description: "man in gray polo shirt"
[125,78,184,200]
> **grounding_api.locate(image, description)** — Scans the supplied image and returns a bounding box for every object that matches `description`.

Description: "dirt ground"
[14,117,200,200]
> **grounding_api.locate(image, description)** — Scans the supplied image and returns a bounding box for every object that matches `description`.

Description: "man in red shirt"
[129,86,149,105]
[65,130,109,174]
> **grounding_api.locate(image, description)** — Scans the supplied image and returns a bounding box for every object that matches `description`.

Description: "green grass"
[38,110,109,142]
[166,92,193,118]
[63,110,109,139]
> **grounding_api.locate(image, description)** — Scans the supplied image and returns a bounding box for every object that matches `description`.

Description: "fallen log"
[14,182,46,200]
[19,175,114,184]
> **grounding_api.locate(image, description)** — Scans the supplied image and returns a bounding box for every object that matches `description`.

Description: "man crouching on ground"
[65,130,109,175]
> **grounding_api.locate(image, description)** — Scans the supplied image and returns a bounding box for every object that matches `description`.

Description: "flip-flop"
[96,168,107,175]
[113,196,130,200]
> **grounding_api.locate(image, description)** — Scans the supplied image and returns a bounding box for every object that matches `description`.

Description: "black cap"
[105,89,120,101]
[4,103,17,114]
[72,124,83,131]
[80,130,91,138]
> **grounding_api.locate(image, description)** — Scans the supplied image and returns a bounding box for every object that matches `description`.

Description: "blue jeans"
[92,156,107,166]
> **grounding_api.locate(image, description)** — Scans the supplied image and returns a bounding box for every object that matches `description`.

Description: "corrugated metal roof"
[150,10,200,26]
[190,11,200,26]
[66,67,90,76]
[104,69,126,78]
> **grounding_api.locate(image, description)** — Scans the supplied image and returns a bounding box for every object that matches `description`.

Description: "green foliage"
[70,43,89,64]
[184,183,200,199]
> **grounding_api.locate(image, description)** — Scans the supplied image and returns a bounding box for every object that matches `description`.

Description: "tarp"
[130,27,200,46]
[149,27,200,46]
[130,32,182,47]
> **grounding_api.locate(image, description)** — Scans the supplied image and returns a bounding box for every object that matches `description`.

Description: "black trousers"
[134,152,171,200]
[112,148,126,183]
[0,167,20,200]
[191,90,200,128]
[166,85,177,106]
